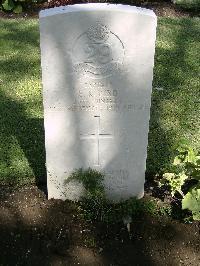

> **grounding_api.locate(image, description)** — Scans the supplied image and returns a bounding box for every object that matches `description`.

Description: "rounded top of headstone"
[39,3,156,19]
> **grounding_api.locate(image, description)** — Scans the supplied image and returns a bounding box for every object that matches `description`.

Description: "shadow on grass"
[0,20,46,189]
[1,20,39,50]
[0,90,46,187]
[147,17,200,176]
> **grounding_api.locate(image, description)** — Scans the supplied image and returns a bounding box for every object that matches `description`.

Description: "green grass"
[174,0,200,10]
[148,17,200,174]
[0,19,44,185]
[0,17,199,185]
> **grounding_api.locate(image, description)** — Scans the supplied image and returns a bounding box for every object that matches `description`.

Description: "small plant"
[2,0,22,13]
[68,168,108,221]
[182,185,200,220]
[68,168,158,223]
[1,0,41,14]
[159,172,187,196]
[159,141,200,221]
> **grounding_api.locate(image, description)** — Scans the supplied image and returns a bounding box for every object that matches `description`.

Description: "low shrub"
[47,0,164,8]
[1,0,199,13]
[159,141,200,221]
[0,0,42,13]
[173,0,200,10]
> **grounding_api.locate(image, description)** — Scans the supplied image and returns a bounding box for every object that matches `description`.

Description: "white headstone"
[39,4,157,202]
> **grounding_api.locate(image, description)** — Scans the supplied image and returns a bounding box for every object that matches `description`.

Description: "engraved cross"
[80,116,113,166]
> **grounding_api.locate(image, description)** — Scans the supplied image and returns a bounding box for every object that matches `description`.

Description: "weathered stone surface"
[39,3,157,201]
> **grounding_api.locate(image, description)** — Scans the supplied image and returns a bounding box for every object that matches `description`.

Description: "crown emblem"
[86,23,110,42]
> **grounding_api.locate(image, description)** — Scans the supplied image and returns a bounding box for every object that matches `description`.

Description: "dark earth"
[0,184,199,265]
[1,1,200,265]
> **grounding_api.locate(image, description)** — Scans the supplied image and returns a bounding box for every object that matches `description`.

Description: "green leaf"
[161,172,187,197]
[13,4,22,13]
[173,156,183,165]
[2,0,15,11]
[185,160,200,180]
[182,185,200,221]
[176,140,189,153]
[192,212,200,220]
[191,170,200,181]
[187,148,198,163]
[163,173,175,181]
[196,159,200,165]
[158,178,166,187]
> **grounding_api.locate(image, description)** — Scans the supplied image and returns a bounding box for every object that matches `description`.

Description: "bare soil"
[0,184,199,265]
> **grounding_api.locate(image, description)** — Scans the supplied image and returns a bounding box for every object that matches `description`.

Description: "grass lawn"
[0,17,199,185]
